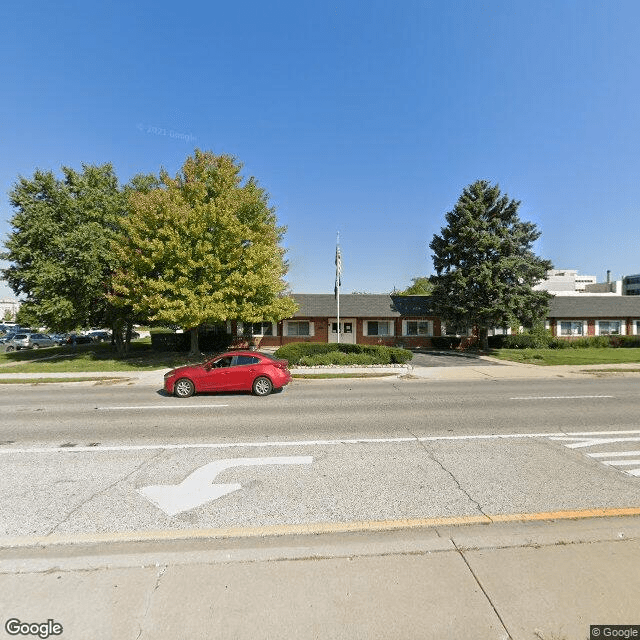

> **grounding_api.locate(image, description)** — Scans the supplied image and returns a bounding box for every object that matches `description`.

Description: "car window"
[212,356,234,368]
[235,355,260,366]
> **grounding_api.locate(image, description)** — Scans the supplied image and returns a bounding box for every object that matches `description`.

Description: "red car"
[164,351,292,398]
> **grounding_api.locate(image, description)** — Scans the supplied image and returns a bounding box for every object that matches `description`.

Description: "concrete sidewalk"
[1,360,640,385]
[2,515,639,639]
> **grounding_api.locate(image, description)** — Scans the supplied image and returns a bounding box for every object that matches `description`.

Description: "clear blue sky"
[2,0,639,301]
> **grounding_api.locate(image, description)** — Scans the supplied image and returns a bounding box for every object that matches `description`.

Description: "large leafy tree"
[111,150,297,355]
[396,276,434,296]
[1,164,150,354]
[3,164,121,331]
[429,180,552,349]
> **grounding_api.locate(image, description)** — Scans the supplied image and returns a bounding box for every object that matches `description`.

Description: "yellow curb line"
[3,507,640,549]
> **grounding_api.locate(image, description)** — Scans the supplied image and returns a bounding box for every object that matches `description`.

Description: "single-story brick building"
[225,293,640,349]
[547,297,640,337]
[233,294,442,349]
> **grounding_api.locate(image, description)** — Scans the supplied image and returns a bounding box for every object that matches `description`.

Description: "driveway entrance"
[409,350,501,367]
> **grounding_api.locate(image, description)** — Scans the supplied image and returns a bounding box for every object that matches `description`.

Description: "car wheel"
[5,346,14,352]
[174,378,195,398]
[32,344,39,349]
[252,376,273,397]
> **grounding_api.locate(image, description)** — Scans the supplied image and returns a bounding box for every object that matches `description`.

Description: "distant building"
[534,269,622,296]
[534,269,596,294]
[0,298,20,322]
[623,274,640,296]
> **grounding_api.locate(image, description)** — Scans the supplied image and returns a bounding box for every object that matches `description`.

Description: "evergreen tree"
[110,150,297,355]
[429,180,552,349]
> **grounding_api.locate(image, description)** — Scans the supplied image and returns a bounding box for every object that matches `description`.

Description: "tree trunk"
[479,326,489,351]
[189,326,200,357]
[112,317,132,358]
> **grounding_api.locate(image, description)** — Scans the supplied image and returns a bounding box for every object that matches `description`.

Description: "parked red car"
[164,351,292,398]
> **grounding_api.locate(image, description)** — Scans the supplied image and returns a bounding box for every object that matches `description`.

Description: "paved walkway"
[1,356,640,384]
[3,515,640,639]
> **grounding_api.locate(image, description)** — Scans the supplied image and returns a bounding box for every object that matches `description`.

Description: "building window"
[635,320,640,335]
[598,321,621,335]
[251,322,273,336]
[287,321,310,336]
[442,324,469,336]
[405,321,430,336]
[560,321,584,336]
[367,321,391,336]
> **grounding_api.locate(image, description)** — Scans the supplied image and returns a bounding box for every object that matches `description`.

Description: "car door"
[224,355,262,391]
[198,355,235,392]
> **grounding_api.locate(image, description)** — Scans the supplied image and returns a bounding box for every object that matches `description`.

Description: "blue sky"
[1,0,639,301]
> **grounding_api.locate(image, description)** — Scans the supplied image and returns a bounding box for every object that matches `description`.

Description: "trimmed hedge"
[431,336,463,349]
[151,329,232,353]
[494,334,640,350]
[274,342,413,365]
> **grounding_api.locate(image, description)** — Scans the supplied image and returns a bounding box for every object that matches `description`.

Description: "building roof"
[548,295,640,317]
[290,294,434,318]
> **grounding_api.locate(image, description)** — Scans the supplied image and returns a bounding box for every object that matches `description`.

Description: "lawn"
[490,347,640,366]
[0,342,205,373]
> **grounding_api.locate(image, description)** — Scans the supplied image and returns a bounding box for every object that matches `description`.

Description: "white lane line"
[510,395,615,400]
[3,430,640,455]
[627,469,640,476]
[95,404,229,410]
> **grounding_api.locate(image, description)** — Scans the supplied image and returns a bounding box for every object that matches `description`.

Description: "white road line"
[510,395,615,400]
[95,404,229,410]
[2,430,640,455]
[602,460,640,466]
[627,469,640,476]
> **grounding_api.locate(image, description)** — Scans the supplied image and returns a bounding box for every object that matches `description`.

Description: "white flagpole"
[335,233,341,344]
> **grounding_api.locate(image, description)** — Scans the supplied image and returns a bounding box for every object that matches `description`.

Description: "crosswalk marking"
[550,436,640,478]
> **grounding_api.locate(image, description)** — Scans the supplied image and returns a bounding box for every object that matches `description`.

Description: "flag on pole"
[334,242,342,299]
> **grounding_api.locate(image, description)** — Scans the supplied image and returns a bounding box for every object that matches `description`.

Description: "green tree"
[396,277,434,296]
[429,180,552,350]
[2,309,14,323]
[111,150,297,355]
[1,164,147,354]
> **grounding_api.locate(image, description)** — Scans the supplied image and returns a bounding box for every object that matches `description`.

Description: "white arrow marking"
[138,456,313,516]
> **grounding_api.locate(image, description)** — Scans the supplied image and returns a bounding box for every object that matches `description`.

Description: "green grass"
[0,377,130,384]
[0,342,204,373]
[490,347,640,366]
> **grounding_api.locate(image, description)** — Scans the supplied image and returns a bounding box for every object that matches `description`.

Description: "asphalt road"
[0,376,638,443]
[1,377,639,540]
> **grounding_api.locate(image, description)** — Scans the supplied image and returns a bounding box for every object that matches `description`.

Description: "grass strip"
[490,348,640,366]
[0,377,131,384]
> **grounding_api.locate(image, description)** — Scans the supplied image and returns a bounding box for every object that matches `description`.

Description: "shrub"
[431,336,463,349]
[502,334,551,349]
[275,342,413,365]
[299,351,379,366]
